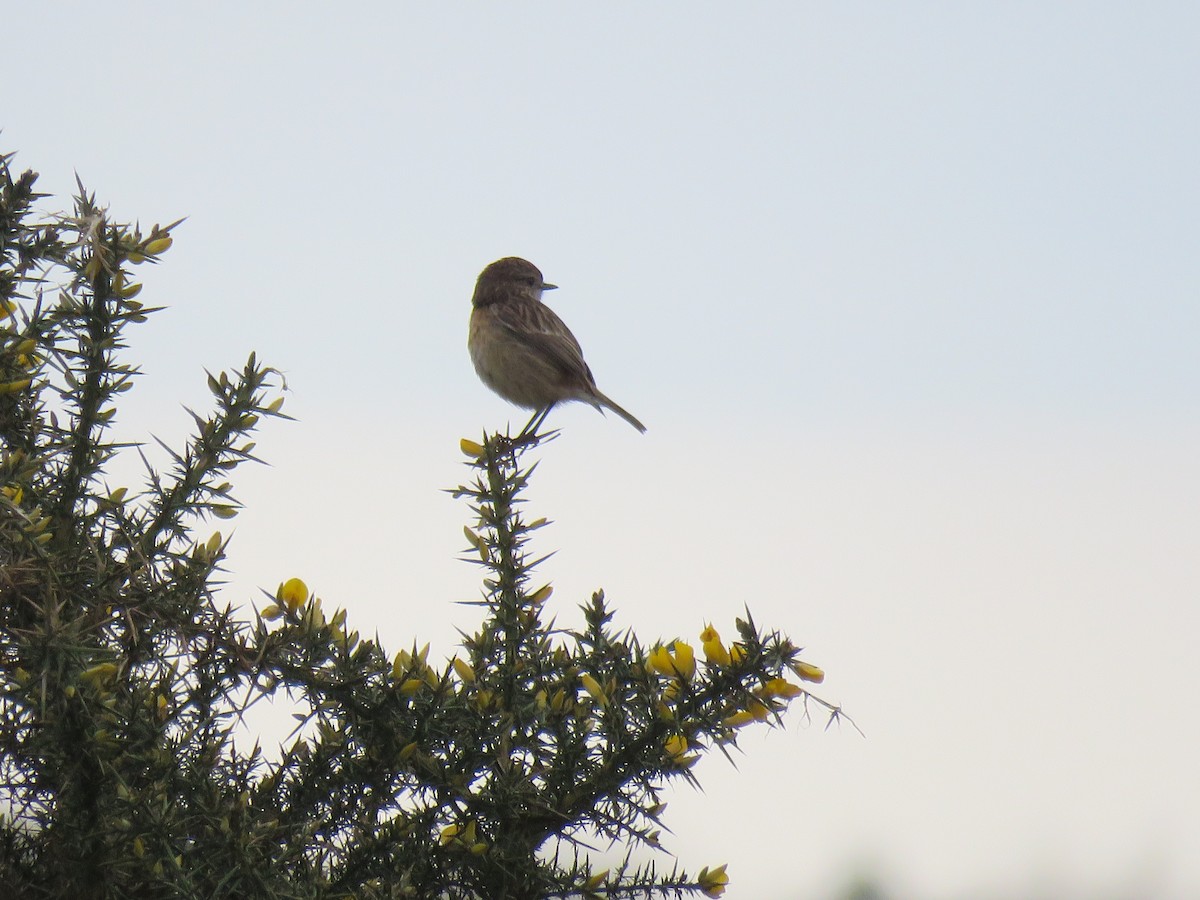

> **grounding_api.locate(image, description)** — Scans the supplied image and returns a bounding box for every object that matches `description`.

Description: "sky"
[5,4,1199,897]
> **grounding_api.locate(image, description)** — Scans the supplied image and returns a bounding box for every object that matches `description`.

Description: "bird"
[468,256,646,436]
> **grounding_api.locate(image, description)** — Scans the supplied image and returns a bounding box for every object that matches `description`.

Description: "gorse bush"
[0,150,844,899]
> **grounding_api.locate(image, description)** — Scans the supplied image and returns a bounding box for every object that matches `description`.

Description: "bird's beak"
[541,282,558,291]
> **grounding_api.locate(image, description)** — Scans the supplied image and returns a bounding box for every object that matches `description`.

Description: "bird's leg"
[513,405,553,445]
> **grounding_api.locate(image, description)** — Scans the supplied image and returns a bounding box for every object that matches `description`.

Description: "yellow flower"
[671,641,696,680]
[279,577,309,611]
[144,235,174,255]
[0,378,33,395]
[647,645,675,676]
[793,661,825,684]
[580,673,608,707]
[649,641,697,680]
[664,734,689,761]
[759,677,803,699]
[81,662,120,686]
[700,624,731,666]
[722,710,756,728]
[459,437,485,457]
[698,864,730,898]
[440,820,485,852]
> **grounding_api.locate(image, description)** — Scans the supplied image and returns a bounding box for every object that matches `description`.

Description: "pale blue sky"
[6,5,1199,897]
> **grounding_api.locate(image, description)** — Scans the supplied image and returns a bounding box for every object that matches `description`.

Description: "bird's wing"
[492,300,595,384]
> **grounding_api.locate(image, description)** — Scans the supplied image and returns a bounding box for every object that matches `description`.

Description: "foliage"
[0,151,842,899]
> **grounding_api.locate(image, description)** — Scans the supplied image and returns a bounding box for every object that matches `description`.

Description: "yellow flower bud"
[452,657,476,683]
[392,650,411,680]
[698,863,730,898]
[463,526,488,560]
[144,236,173,255]
[459,437,485,457]
[723,710,756,728]
[585,869,610,890]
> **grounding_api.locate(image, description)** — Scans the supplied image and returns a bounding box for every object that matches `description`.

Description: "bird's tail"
[593,390,647,433]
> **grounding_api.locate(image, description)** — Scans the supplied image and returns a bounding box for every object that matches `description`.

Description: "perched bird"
[468,256,646,434]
